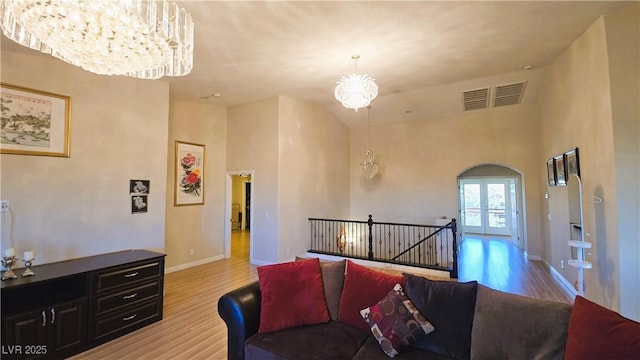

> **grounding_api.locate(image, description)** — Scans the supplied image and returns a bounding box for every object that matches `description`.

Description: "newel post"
[451,218,458,278]
[367,215,374,260]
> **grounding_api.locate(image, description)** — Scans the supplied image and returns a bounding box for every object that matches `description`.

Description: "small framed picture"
[130,180,150,194]
[565,148,580,178]
[131,195,148,214]
[546,158,556,186]
[554,155,567,186]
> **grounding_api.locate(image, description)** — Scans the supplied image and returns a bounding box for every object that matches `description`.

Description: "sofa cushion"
[296,257,346,321]
[404,273,477,360]
[245,321,369,360]
[257,258,329,333]
[470,284,572,360]
[338,260,406,332]
[352,336,456,360]
[564,295,640,360]
[360,283,435,358]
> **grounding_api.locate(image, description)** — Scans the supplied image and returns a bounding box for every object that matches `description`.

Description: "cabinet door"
[50,300,87,357]
[3,310,49,360]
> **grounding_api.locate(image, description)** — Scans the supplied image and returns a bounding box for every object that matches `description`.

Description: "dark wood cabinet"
[1,250,165,360]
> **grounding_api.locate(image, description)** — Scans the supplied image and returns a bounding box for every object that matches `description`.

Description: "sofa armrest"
[218,281,261,360]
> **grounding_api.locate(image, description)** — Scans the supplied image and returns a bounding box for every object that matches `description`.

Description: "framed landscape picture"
[0,83,71,157]
[565,147,580,178]
[175,141,205,206]
[554,155,567,186]
[546,158,556,186]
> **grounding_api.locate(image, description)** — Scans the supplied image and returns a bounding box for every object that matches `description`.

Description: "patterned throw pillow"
[360,283,435,358]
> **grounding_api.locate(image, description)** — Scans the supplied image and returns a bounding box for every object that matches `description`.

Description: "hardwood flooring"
[71,231,571,360]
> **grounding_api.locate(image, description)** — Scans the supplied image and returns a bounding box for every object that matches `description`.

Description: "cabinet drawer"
[93,280,161,315]
[92,299,162,343]
[93,261,162,291]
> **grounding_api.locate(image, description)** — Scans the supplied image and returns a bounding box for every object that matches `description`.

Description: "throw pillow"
[338,260,406,332]
[470,284,572,360]
[360,283,435,358]
[565,295,640,360]
[295,256,346,321]
[403,273,478,360]
[257,257,330,333]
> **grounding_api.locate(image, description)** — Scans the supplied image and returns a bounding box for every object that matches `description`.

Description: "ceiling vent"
[462,81,527,111]
[462,88,490,111]
[494,81,527,107]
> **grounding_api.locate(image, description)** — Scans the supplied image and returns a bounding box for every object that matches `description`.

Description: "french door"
[459,179,512,236]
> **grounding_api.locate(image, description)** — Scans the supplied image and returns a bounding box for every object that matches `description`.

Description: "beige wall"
[165,99,227,269]
[0,50,168,264]
[278,96,350,261]
[349,104,545,256]
[537,5,639,320]
[604,5,639,320]
[227,97,280,264]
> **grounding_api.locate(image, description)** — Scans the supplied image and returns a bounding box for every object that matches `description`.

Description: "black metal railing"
[308,215,458,278]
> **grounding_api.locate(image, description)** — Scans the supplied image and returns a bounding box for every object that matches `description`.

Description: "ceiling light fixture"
[361,106,379,179]
[0,0,194,79]
[334,55,378,111]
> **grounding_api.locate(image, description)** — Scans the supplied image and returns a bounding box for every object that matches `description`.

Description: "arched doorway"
[457,164,527,250]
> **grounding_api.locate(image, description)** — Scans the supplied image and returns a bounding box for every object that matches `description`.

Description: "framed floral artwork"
[175,141,204,206]
[1,83,71,157]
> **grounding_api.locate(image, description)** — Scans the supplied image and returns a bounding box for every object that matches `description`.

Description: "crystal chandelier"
[360,106,379,179]
[0,0,194,79]
[335,55,378,111]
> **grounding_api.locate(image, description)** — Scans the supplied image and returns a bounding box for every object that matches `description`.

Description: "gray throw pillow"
[295,257,346,321]
[470,284,572,360]
[404,273,478,360]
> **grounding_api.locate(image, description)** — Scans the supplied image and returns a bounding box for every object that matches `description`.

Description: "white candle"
[3,247,14,257]
[24,250,34,261]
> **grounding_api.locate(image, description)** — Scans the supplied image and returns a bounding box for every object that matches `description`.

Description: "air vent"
[493,81,527,107]
[462,88,489,111]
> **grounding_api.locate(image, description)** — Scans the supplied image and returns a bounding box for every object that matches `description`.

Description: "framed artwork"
[131,195,148,214]
[175,141,205,206]
[1,83,71,157]
[565,148,580,178]
[546,158,556,186]
[554,155,567,186]
[130,180,150,194]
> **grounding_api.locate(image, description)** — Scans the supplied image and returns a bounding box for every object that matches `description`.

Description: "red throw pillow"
[338,260,406,332]
[257,258,330,333]
[565,295,640,360]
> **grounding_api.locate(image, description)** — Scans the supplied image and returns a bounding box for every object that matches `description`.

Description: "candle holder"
[22,258,35,277]
[1,256,18,280]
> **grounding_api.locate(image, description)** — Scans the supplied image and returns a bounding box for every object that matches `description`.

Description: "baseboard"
[546,260,578,299]
[164,255,224,273]
[250,258,274,266]
[527,254,543,261]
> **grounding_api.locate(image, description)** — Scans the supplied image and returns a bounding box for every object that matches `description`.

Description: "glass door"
[460,179,511,236]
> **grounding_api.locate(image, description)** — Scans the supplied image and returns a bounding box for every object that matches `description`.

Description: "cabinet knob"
[123,272,139,278]
[50,308,55,324]
[41,311,46,327]
[123,314,137,321]
[123,293,138,300]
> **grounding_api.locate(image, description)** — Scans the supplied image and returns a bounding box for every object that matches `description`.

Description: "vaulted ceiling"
[2,1,631,127]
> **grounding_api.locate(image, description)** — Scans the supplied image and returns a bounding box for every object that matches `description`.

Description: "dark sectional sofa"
[218,258,580,360]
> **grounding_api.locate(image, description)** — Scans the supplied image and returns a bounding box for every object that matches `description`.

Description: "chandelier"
[334,55,378,111]
[0,0,194,79]
[360,106,379,179]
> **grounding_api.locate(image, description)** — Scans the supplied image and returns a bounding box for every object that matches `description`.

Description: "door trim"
[225,170,254,262]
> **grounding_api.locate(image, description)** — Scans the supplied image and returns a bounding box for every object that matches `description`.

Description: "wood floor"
[71,231,571,360]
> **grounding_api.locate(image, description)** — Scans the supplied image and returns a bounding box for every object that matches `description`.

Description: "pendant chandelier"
[360,106,379,179]
[0,0,194,79]
[334,55,378,112]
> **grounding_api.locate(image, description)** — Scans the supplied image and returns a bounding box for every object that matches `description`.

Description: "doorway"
[457,165,526,250]
[459,178,512,236]
[225,172,253,261]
